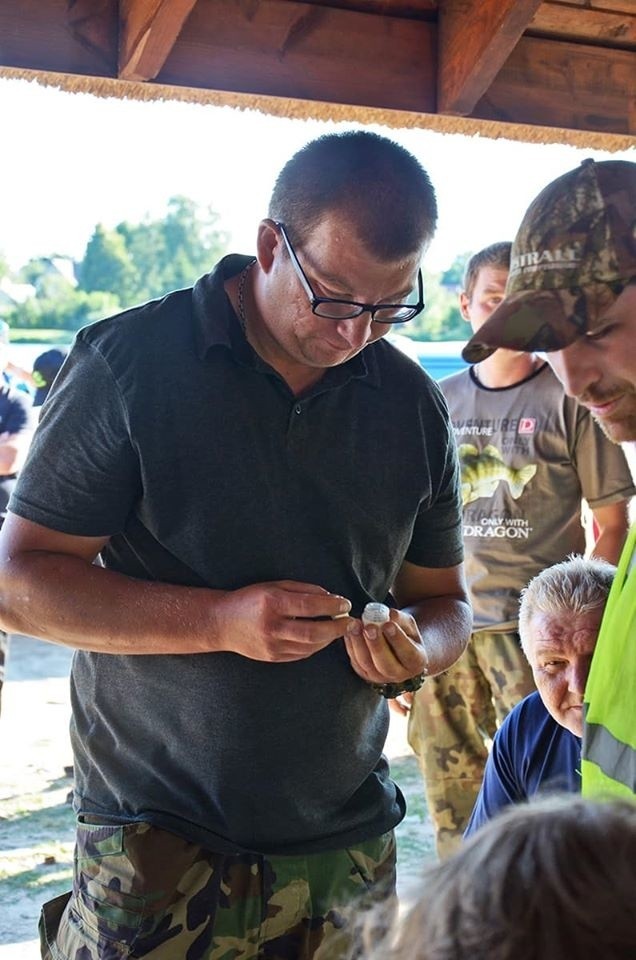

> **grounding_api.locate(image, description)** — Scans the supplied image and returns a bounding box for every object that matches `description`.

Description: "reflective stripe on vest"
[582,525,636,799]
[584,718,636,795]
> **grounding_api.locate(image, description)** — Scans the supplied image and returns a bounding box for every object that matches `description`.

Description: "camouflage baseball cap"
[462,159,636,364]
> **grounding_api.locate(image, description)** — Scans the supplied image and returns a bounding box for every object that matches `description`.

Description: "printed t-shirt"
[441,364,636,631]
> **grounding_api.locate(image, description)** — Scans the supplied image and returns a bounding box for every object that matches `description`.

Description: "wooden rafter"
[0,0,633,143]
[475,32,635,136]
[437,0,543,115]
[119,0,198,81]
[157,0,437,113]
[530,4,636,49]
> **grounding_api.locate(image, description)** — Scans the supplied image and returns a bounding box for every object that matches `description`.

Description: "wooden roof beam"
[0,1,632,139]
[157,0,438,113]
[119,0,198,81]
[438,0,543,115]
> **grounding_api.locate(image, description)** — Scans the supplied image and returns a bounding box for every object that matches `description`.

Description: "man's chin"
[592,412,636,445]
[563,715,584,738]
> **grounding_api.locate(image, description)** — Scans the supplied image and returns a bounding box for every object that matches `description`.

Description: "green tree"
[0,251,9,280]
[161,196,223,287]
[5,297,42,329]
[115,196,229,303]
[34,272,75,303]
[7,287,118,331]
[78,224,135,305]
[440,251,472,291]
[116,219,163,303]
[18,257,55,290]
[408,269,467,341]
[9,194,230,336]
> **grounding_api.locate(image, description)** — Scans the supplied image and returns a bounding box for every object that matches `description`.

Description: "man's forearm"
[591,525,628,565]
[405,596,472,676]
[0,552,221,654]
[589,499,631,564]
[0,439,30,475]
[0,549,354,663]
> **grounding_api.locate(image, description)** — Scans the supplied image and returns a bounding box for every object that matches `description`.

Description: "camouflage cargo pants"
[407,630,535,858]
[39,819,396,960]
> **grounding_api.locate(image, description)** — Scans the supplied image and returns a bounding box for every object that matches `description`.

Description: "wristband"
[370,671,428,699]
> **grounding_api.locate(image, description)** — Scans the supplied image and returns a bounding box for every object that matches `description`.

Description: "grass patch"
[1,798,74,841]
[391,754,437,884]
[0,792,74,917]
[0,854,73,903]
[0,783,75,872]
[8,328,74,344]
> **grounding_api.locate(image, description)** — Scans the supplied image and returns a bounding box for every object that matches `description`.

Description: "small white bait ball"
[362,602,391,627]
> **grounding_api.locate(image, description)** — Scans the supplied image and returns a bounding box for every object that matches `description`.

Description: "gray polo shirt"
[11,255,463,854]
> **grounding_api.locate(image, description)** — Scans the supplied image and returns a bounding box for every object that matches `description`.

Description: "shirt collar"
[192,254,252,360]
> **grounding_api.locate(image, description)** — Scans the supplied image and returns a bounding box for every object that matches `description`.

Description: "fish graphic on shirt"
[458,443,537,505]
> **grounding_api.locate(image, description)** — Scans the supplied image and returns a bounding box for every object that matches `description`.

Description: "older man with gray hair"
[465,554,615,835]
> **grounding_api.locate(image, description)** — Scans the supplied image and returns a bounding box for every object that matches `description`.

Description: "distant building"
[25,256,78,295]
[0,277,36,314]
[46,256,78,287]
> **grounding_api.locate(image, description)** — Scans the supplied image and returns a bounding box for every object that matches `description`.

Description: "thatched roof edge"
[2,66,635,153]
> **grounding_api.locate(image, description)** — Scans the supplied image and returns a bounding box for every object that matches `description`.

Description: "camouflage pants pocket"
[39,820,151,960]
[39,892,72,960]
[309,832,396,960]
[41,885,141,960]
[343,831,396,897]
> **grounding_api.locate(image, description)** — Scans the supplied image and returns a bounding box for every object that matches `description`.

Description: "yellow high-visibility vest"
[582,524,636,798]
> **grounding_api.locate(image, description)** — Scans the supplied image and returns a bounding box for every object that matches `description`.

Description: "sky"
[0,77,634,276]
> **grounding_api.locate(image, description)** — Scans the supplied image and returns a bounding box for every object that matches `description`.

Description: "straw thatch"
[2,66,634,154]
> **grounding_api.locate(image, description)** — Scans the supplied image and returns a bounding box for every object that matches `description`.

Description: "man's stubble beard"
[593,407,636,445]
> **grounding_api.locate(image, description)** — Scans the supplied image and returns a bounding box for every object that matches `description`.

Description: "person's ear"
[256,219,282,273]
[459,291,471,323]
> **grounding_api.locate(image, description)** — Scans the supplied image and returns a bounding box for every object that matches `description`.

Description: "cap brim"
[461,289,591,364]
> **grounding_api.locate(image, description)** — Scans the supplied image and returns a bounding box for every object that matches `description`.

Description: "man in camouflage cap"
[462,158,636,444]
[463,158,636,801]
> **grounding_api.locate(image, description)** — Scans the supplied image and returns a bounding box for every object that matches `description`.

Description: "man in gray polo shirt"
[0,131,471,960]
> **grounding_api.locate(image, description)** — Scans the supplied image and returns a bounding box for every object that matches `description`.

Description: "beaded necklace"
[236,259,256,333]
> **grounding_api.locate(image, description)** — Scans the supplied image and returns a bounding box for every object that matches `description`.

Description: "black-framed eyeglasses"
[276,222,425,324]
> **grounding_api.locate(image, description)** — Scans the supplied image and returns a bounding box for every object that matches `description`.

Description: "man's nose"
[567,659,589,696]
[548,341,600,399]
[335,314,373,348]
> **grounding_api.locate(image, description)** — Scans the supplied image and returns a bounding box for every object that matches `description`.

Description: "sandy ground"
[0,635,433,959]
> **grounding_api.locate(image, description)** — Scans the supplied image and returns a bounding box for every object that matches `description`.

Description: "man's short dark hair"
[268,130,437,261]
[463,242,512,300]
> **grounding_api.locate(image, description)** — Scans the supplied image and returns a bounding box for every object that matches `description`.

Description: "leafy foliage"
[408,269,468,341]
[6,202,468,341]
[18,257,70,291]
[77,225,136,304]
[80,195,230,305]
[440,250,472,290]
[4,285,119,331]
[8,196,230,332]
